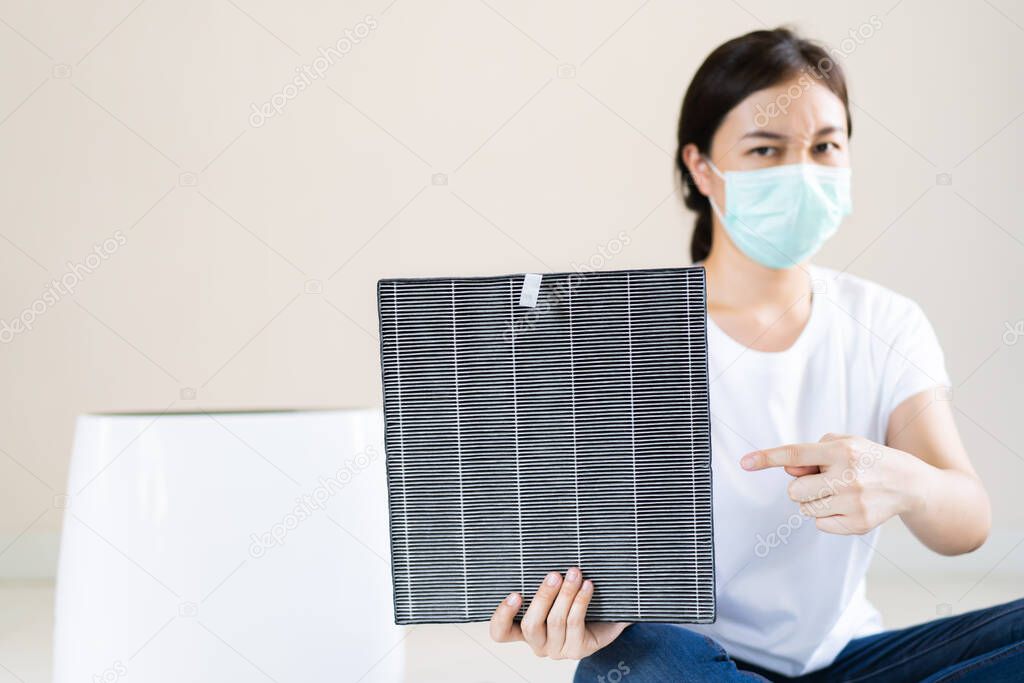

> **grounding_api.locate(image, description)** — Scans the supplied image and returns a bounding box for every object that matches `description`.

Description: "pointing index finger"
[741,442,833,471]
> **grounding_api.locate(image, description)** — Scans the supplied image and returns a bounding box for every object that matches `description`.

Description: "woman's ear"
[681,143,713,198]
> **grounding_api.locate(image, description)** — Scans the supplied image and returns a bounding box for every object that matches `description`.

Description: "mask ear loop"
[702,154,725,180]
[701,155,727,224]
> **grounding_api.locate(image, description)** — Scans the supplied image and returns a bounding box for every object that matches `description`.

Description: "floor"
[2,574,1019,683]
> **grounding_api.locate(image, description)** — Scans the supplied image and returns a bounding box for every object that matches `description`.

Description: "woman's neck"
[702,239,811,313]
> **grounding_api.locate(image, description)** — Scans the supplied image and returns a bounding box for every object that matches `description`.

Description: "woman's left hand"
[740,433,926,535]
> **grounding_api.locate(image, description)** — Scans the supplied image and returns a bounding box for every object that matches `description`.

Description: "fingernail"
[546,572,561,586]
[566,567,579,582]
[740,454,756,470]
[506,593,520,606]
[581,580,593,593]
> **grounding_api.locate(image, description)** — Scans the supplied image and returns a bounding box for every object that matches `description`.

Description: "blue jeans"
[574,598,1024,682]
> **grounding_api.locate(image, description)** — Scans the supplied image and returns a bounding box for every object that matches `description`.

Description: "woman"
[488,28,1023,681]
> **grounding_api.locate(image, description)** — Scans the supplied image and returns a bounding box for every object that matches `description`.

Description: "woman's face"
[686,75,851,213]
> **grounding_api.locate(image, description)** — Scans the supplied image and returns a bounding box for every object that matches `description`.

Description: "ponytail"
[689,207,713,263]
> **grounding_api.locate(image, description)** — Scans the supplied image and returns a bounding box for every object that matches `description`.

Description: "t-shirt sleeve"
[881,299,951,422]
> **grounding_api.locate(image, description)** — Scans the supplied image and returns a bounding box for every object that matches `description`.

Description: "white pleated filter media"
[377,267,715,625]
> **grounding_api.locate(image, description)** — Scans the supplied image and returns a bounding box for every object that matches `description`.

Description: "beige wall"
[1,0,1022,580]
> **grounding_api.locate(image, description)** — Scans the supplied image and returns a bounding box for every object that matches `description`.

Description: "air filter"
[377,267,714,625]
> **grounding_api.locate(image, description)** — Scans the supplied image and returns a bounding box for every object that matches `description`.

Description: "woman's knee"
[574,624,736,682]
[962,597,1024,643]
[994,597,1024,641]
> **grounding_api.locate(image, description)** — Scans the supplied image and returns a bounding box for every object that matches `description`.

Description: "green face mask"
[704,158,853,269]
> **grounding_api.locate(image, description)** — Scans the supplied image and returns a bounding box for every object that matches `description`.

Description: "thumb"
[784,465,820,477]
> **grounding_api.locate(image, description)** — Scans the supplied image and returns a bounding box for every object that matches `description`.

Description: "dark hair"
[676,27,852,262]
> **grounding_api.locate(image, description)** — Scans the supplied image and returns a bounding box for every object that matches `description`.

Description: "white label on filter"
[519,273,542,307]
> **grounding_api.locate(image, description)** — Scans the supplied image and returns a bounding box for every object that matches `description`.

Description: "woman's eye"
[814,141,839,153]
[749,146,776,157]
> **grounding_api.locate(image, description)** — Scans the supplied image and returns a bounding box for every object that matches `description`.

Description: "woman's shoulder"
[812,265,949,396]
[812,264,928,338]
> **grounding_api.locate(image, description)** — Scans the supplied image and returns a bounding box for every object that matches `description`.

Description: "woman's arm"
[885,389,991,555]
[740,388,991,555]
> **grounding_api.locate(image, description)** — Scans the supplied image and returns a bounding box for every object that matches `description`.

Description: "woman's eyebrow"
[740,125,846,141]
[815,125,845,137]
[741,130,787,140]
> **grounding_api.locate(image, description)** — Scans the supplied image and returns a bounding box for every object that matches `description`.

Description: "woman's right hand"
[488,567,630,660]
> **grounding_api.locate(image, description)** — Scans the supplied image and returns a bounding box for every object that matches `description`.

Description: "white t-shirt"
[684,264,951,676]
